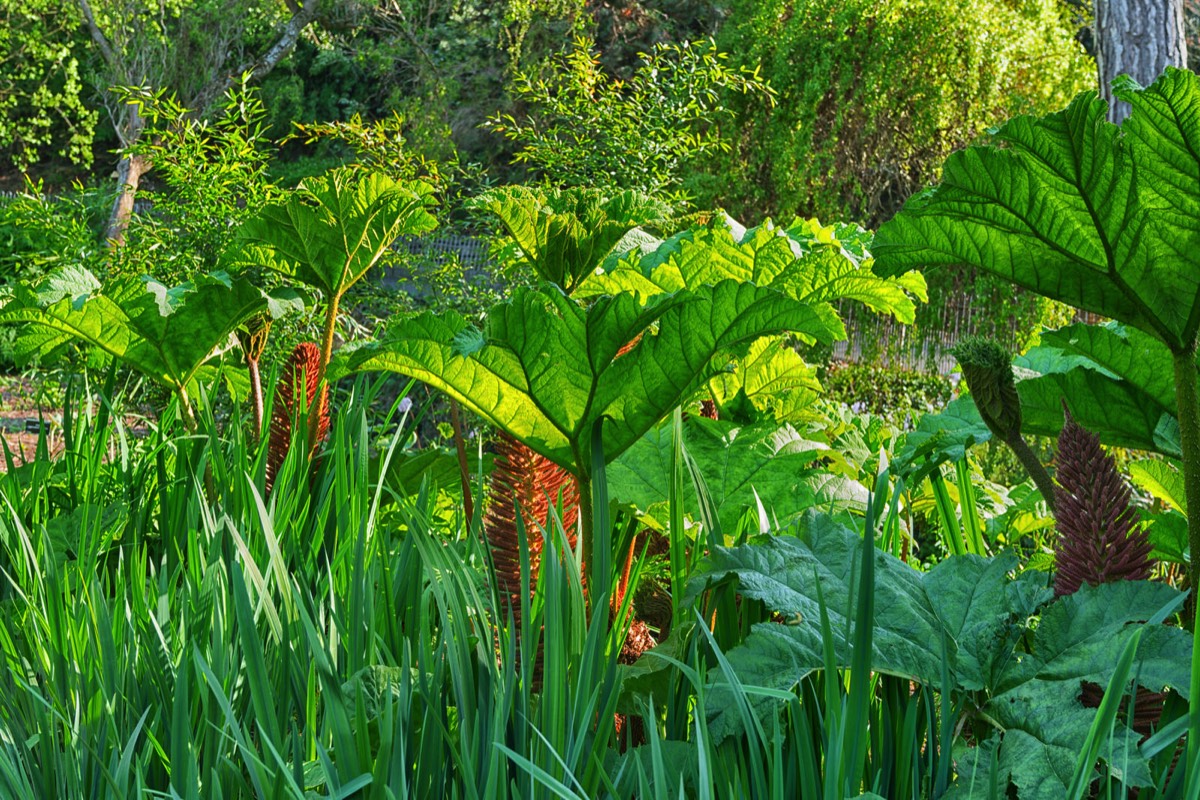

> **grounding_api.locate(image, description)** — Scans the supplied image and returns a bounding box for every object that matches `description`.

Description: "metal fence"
[829,299,1022,374]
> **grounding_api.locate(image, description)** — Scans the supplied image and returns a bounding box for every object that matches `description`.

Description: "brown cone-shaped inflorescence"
[484,432,580,628]
[1055,406,1163,738]
[1054,406,1154,596]
[265,343,330,495]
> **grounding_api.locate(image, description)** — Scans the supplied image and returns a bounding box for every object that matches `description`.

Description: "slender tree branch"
[77,0,118,67]
[222,0,318,91]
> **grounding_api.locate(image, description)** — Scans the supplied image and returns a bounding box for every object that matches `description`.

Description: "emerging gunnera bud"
[1054,406,1154,596]
[265,343,330,495]
[237,314,272,364]
[951,336,1022,440]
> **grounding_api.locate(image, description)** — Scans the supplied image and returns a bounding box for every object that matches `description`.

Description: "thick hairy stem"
[177,387,198,433]
[310,293,340,450]
[613,535,638,616]
[1004,431,1057,516]
[1171,347,1200,626]
[450,400,474,522]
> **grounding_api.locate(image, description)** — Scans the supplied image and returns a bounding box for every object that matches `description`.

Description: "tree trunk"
[91,0,321,246]
[105,152,148,246]
[1095,0,1188,123]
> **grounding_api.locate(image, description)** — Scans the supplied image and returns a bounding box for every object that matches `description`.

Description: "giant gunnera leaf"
[874,69,1200,354]
[606,415,862,535]
[582,214,925,324]
[236,170,437,302]
[683,513,1192,799]
[579,214,925,422]
[1013,322,1184,455]
[330,281,840,476]
[473,185,672,295]
[0,268,300,396]
[894,322,1195,474]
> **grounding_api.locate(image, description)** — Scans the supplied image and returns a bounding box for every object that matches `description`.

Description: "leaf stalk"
[310,292,340,450]
[1171,346,1200,626]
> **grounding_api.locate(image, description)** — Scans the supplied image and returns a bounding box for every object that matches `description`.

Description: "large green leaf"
[606,416,852,535]
[875,69,1200,353]
[1013,322,1183,454]
[706,336,823,423]
[331,281,840,474]
[0,269,298,393]
[892,396,993,482]
[583,214,924,325]
[903,324,1191,460]
[686,514,1192,798]
[236,170,437,300]
[474,185,671,295]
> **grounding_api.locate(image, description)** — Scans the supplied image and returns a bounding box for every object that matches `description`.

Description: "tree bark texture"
[84,0,320,244]
[105,152,147,246]
[1095,0,1188,123]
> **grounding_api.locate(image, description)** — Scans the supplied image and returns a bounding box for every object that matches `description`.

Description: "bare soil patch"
[0,376,64,471]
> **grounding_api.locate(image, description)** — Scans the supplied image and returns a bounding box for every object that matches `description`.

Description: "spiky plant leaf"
[236,169,437,301]
[331,281,840,475]
[473,185,671,295]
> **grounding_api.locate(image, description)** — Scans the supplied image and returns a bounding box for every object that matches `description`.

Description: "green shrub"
[489,35,773,204]
[709,0,1092,227]
[822,361,953,425]
[0,0,96,171]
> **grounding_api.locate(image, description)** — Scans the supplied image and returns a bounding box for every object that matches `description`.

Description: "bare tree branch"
[225,0,318,89]
[76,0,118,68]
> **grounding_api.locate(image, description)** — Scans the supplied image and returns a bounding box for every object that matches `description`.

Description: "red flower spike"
[484,432,580,628]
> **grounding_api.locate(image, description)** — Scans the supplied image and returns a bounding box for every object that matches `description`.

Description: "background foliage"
[709,0,1093,227]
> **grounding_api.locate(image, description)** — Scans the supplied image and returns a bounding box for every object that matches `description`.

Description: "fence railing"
[829,300,1022,374]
